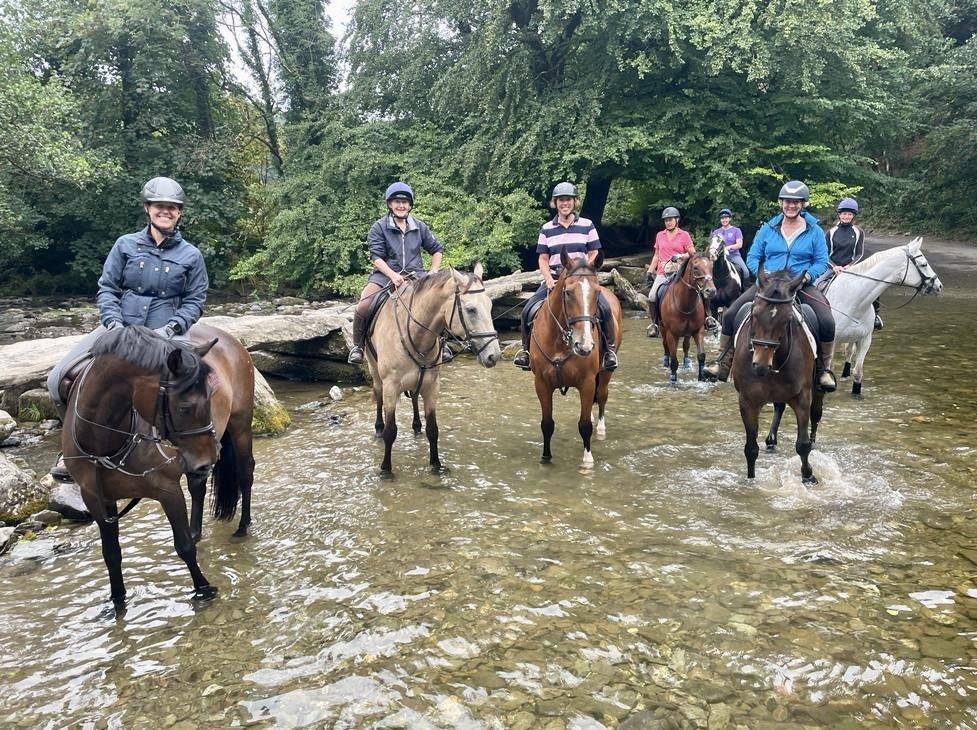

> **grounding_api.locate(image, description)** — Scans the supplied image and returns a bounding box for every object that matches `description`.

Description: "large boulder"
[0,453,48,524]
[46,477,92,521]
[249,351,364,383]
[611,268,650,311]
[17,388,60,422]
[253,370,290,435]
[0,409,15,444]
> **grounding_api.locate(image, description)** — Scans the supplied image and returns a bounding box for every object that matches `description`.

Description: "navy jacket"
[367,215,443,276]
[96,227,208,332]
[747,211,829,281]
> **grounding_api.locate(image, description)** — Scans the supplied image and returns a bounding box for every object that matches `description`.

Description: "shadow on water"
[2,261,977,727]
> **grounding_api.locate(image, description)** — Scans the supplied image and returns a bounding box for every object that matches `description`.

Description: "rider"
[645,206,695,338]
[711,208,751,284]
[46,176,209,478]
[512,182,618,371]
[703,180,838,392]
[824,197,883,330]
[347,182,450,365]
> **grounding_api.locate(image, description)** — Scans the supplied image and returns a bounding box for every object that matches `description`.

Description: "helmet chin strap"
[145,205,181,240]
[389,202,412,220]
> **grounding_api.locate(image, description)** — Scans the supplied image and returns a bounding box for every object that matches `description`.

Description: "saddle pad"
[732,305,817,357]
[527,298,545,324]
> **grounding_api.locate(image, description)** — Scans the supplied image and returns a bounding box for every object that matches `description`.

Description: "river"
[1,236,976,728]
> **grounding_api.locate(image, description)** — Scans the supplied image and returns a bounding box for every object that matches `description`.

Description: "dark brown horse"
[62,325,255,605]
[657,252,716,383]
[732,270,824,484]
[530,251,623,468]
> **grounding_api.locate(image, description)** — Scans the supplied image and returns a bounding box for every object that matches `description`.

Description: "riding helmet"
[836,197,859,214]
[141,177,186,207]
[778,180,810,201]
[661,206,680,220]
[385,181,414,203]
[551,182,578,199]
[719,208,733,217]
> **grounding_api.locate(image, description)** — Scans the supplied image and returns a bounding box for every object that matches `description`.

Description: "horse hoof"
[430,463,446,473]
[540,456,552,465]
[232,527,249,538]
[682,358,691,370]
[194,585,219,601]
[379,468,394,480]
[581,451,594,469]
[802,475,819,486]
[765,443,776,452]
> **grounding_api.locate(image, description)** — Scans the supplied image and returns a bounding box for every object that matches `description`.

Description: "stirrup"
[441,345,454,364]
[512,349,531,371]
[646,323,659,338]
[347,346,365,364]
[602,350,618,371]
[50,454,72,482]
[874,315,883,330]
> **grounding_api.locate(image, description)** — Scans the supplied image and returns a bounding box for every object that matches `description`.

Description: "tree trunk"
[581,174,613,228]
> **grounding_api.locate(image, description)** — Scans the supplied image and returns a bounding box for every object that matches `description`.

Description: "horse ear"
[194,338,219,359]
[473,261,484,280]
[908,236,922,252]
[594,250,605,270]
[166,347,185,376]
[790,270,807,291]
[560,248,571,269]
[757,268,768,288]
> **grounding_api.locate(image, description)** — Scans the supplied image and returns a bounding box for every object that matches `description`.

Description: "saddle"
[58,354,94,406]
[364,288,393,339]
[733,300,819,356]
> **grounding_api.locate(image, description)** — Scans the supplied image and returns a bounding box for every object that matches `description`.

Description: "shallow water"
[2,256,977,728]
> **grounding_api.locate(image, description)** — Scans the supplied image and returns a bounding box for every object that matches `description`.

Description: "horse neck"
[712,254,730,283]
[75,358,155,438]
[401,278,451,347]
[835,251,906,307]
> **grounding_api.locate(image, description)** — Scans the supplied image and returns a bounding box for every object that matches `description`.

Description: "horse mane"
[846,245,903,274]
[409,269,454,295]
[92,325,208,386]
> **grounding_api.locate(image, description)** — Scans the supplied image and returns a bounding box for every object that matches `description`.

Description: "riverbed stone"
[0,525,15,553]
[0,410,15,444]
[46,480,92,521]
[16,389,59,422]
[250,350,364,383]
[611,268,650,311]
[253,371,290,435]
[919,636,966,660]
[30,509,62,526]
[0,453,47,524]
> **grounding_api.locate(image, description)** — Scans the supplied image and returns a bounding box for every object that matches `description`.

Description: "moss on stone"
[252,402,291,436]
[0,494,50,525]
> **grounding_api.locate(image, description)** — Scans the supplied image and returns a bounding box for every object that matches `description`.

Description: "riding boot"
[873,299,883,330]
[513,326,531,370]
[441,341,454,364]
[598,303,619,371]
[817,340,837,392]
[347,312,367,364]
[646,300,660,338]
[49,453,72,481]
[703,333,734,382]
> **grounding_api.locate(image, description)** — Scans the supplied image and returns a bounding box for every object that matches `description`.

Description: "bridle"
[444,273,500,356]
[748,289,798,371]
[836,249,940,310]
[671,255,713,315]
[540,267,600,349]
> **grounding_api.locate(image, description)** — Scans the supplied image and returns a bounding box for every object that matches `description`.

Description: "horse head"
[446,263,501,367]
[161,337,221,475]
[749,269,806,375]
[708,235,725,261]
[905,237,943,295]
[686,251,717,300]
[557,252,600,357]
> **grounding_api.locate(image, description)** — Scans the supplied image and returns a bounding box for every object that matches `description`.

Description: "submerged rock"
[0,409,15,444]
[253,371,290,436]
[0,453,48,524]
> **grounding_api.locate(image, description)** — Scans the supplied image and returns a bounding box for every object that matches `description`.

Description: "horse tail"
[211,430,240,520]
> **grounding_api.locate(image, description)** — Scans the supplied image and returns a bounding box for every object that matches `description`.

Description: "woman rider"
[823,197,883,329]
[512,182,618,371]
[347,182,450,365]
[711,208,752,284]
[645,206,695,338]
[47,176,209,477]
[703,180,838,392]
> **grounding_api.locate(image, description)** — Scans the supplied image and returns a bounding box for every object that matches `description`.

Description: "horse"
[62,324,255,605]
[707,235,746,328]
[763,237,943,449]
[367,264,501,474]
[529,250,623,468]
[732,270,824,485]
[657,252,716,383]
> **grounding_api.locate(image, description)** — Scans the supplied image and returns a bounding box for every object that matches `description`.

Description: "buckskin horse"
[529,250,623,468]
[657,252,716,383]
[732,270,824,485]
[62,324,255,605]
[366,265,500,474]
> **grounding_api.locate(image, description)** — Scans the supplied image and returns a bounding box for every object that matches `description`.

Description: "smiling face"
[145,202,182,232]
[553,195,576,218]
[779,198,804,219]
[388,198,412,219]
[663,216,678,231]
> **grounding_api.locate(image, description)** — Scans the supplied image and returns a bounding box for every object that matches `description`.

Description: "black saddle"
[734,299,818,339]
[365,288,392,332]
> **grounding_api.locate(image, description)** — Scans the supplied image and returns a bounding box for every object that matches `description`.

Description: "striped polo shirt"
[536,214,601,269]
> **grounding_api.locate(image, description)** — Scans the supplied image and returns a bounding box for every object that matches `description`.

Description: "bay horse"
[367,264,500,474]
[657,252,716,383]
[62,324,255,605]
[529,250,623,468]
[707,235,745,328]
[733,270,824,485]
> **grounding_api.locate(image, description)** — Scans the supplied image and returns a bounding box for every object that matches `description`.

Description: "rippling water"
[2,258,977,728]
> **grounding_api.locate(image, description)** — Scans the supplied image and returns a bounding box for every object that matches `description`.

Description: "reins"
[832,250,939,312]
[530,266,600,389]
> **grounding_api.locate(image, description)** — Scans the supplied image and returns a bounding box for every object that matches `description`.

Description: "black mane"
[91,325,209,388]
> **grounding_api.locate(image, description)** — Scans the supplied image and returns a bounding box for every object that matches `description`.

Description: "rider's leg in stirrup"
[597,294,618,370]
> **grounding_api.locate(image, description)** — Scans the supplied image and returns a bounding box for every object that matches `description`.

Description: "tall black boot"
[347,312,367,364]
[513,325,532,370]
[598,301,618,370]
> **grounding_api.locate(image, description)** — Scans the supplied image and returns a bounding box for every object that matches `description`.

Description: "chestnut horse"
[367,265,501,474]
[529,250,623,468]
[732,270,824,485]
[62,324,255,605]
[657,252,716,383]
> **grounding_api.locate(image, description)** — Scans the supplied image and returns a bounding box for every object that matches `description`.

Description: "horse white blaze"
[580,279,594,350]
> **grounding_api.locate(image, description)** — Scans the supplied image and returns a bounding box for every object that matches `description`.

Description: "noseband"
[445,274,500,356]
[749,290,797,366]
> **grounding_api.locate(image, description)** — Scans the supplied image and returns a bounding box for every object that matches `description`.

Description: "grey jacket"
[367,215,443,277]
[96,227,208,333]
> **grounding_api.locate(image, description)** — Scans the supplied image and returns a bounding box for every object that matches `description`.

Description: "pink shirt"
[653,229,693,274]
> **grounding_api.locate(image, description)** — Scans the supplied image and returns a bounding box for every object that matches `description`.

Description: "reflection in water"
[2,269,977,728]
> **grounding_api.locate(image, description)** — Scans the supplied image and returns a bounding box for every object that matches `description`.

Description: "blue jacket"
[96,227,209,333]
[747,211,829,281]
[367,215,443,276]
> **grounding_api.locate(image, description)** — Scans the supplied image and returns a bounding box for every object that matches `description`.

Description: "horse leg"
[421,378,442,471]
[682,336,691,370]
[410,391,422,436]
[851,335,872,396]
[789,395,816,485]
[158,483,217,599]
[739,399,761,479]
[842,342,854,379]
[373,380,384,437]
[694,331,706,380]
[535,378,555,464]
[187,474,207,543]
[380,383,400,474]
[578,378,597,469]
[666,333,679,384]
[810,389,825,446]
[765,403,786,450]
[595,371,610,439]
[95,509,126,605]
[230,422,255,537]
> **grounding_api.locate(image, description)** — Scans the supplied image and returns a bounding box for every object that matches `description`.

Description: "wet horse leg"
[410,391,422,436]
[739,398,761,478]
[682,335,692,370]
[96,507,126,604]
[842,342,855,379]
[789,394,817,485]
[380,381,400,473]
[765,403,786,450]
[421,376,442,470]
[373,381,384,437]
[230,419,255,537]
[187,474,207,543]
[157,478,217,598]
[694,330,706,380]
[850,333,873,396]
[578,376,597,468]
[665,332,679,384]
[535,377,555,463]
[595,371,610,439]
[810,389,825,446]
